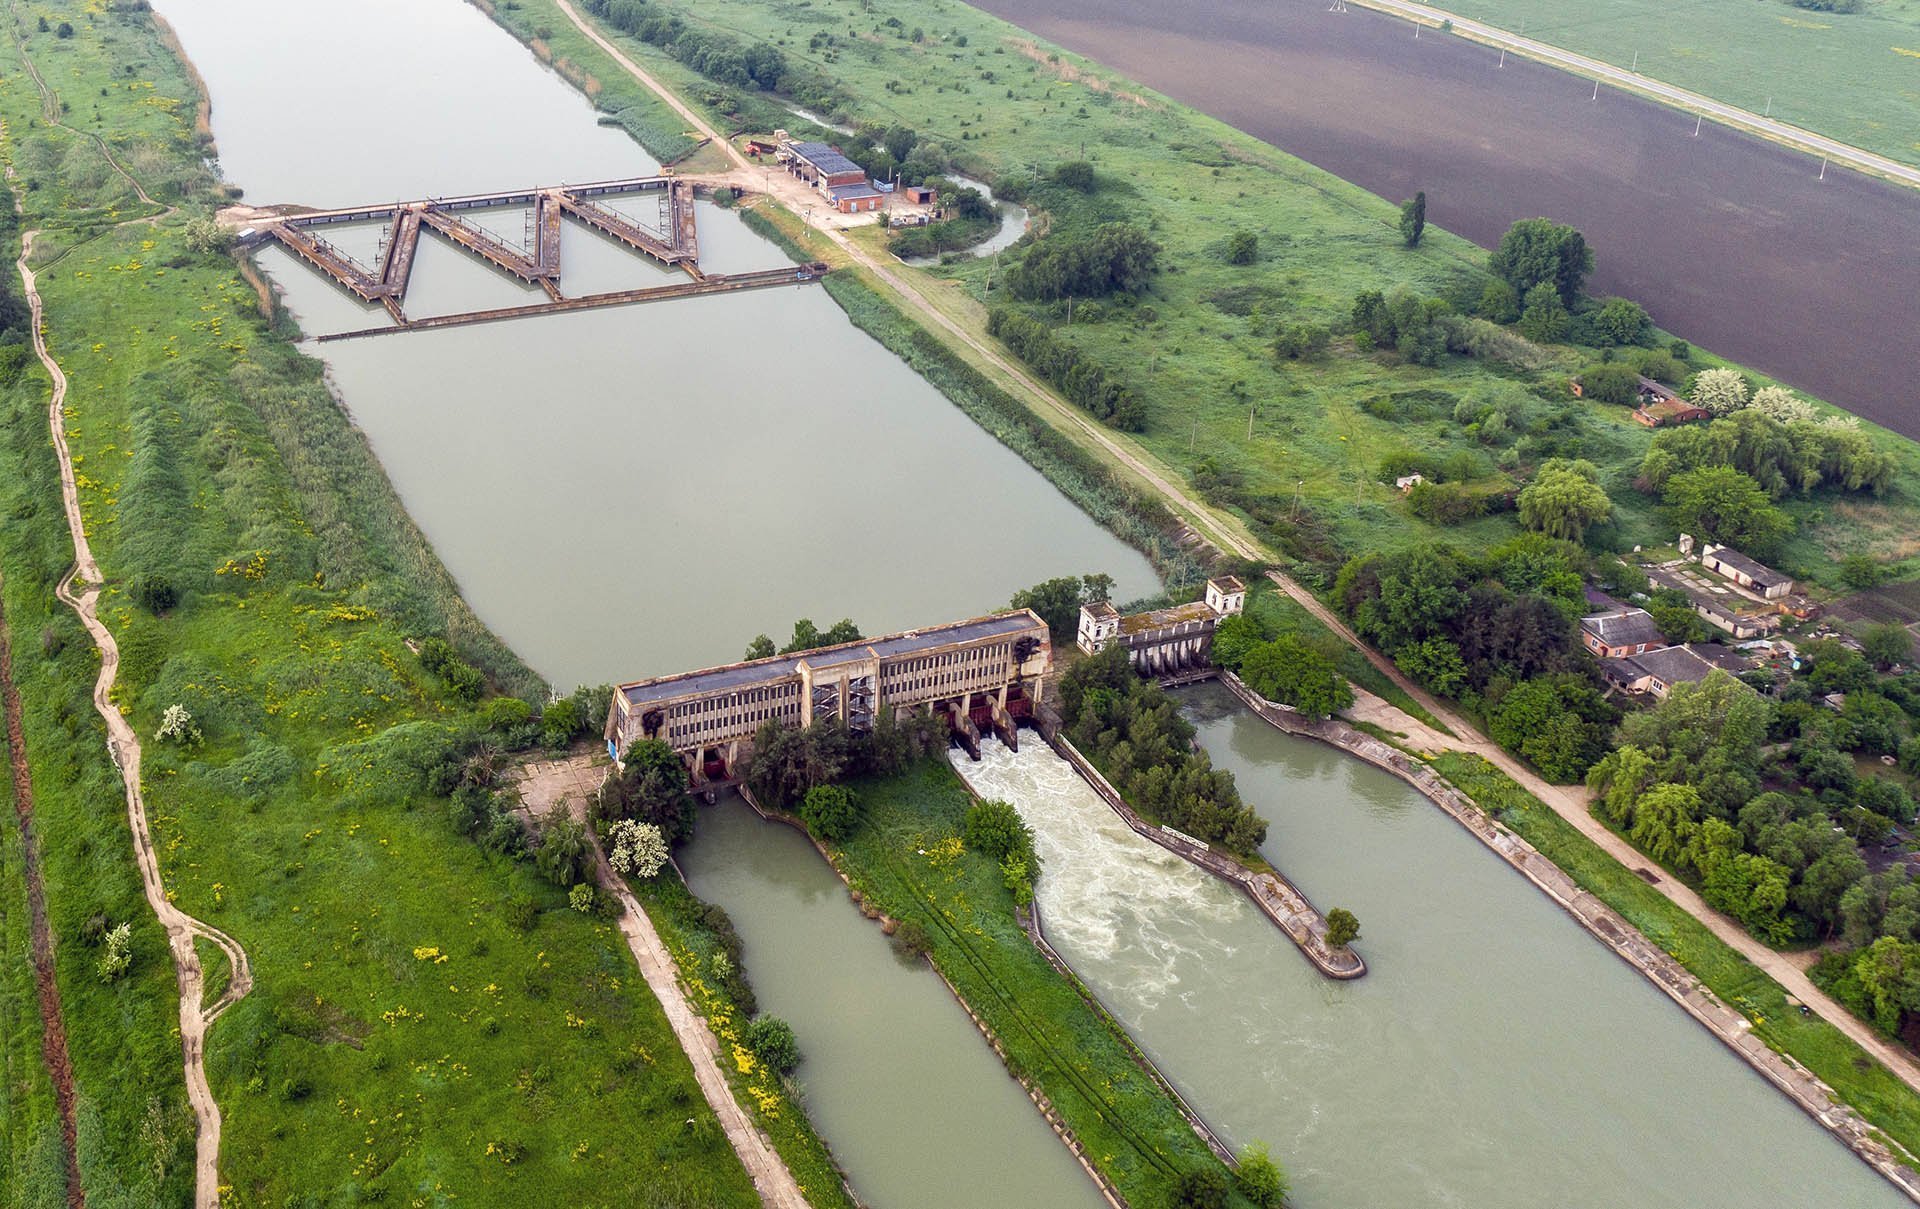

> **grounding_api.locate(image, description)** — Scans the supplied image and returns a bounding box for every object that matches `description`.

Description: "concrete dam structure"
[605,610,1054,783]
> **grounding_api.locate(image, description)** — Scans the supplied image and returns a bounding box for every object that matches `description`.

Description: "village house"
[1601,643,1752,699]
[1700,544,1794,600]
[1644,563,1782,640]
[1579,607,1666,659]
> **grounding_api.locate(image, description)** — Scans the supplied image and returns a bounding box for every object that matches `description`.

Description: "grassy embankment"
[805,760,1243,1207]
[515,0,1920,589]
[1430,0,1920,170]
[0,4,765,1202]
[1433,752,1920,1159]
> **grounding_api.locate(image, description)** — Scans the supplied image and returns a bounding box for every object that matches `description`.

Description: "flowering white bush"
[608,820,668,879]
[1748,386,1813,425]
[97,922,132,982]
[156,704,201,746]
[1689,367,1749,416]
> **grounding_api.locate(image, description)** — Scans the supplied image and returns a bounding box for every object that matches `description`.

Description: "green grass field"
[509,0,1920,591]
[1438,0,1920,168]
[1433,752,1920,1161]
[0,3,763,1202]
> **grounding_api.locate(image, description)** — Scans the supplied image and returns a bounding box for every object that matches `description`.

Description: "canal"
[951,686,1909,1208]
[970,0,1920,441]
[678,799,1107,1209]
[160,0,1157,692]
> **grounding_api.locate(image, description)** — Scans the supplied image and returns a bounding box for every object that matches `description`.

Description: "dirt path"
[0,586,85,1209]
[19,232,252,1209]
[595,847,812,1208]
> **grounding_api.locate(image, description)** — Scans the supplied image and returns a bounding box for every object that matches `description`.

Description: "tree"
[1749,385,1814,425]
[602,739,696,841]
[1661,466,1792,557]
[1489,218,1592,304]
[1399,191,1426,248]
[1167,1166,1230,1209]
[744,1015,802,1075]
[97,923,132,983]
[1841,553,1889,590]
[1239,635,1354,720]
[535,817,593,887]
[608,819,669,878]
[1396,636,1469,697]
[1517,282,1569,343]
[55,20,73,38]
[1234,1142,1288,1208]
[1324,907,1361,948]
[540,698,581,747]
[1051,160,1096,191]
[1862,622,1914,669]
[800,784,860,842]
[1008,223,1161,300]
[1592,297,1650,346]
[1688,367,1750,417]
[881,124,918,162]
[1208,613,1269,671]
[1010,574,1113,644]
[1517,458,1612,544]
[780,618,861,654]
[744,633,777,661]
[1476,278,1519,323]
[1225,230,1258,264]
[1576,362,1641,405]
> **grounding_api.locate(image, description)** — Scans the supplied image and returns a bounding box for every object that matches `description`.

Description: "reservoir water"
[159,0,1156,692]
[951,687,1908,1208]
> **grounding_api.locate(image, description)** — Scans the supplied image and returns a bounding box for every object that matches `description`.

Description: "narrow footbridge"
[247,174,818,335]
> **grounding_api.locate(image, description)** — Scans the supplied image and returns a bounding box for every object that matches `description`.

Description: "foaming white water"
[948,738,1243,1006]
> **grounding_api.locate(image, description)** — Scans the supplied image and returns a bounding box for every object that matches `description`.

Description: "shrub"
[568,883,598,913]
[97,923,132,982]
[1224,230,1257,264]
[964,798,1034,864]
[744,1015,802,1076]
[130,572,178,613]
[1051,160,1096,191]
[1688,367,1750,416]
[534,817,592,887]
[1235,1142,1288,1208]
[1576,362,1640,405]
[1167,1166,1230,1209]
[1239,635,1353,720]
[1324,908,1361,948]
[799,784,861,842]
[1592,297,1651,346]
[1272,323,1328,360]
[889,918,932,959]
[608,819,669,879]
[480,696,534,731]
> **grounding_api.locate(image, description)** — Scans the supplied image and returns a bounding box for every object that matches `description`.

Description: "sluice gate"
[253,174,718,327]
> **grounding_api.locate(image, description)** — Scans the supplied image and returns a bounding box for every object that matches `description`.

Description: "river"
[159,0,1155,693]
[950,688,1909,1208]
[969,0,1920,441]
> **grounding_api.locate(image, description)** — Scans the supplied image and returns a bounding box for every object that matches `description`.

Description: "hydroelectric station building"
[605,611,1053,782]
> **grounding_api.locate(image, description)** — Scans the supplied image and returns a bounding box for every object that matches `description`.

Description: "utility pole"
[1190,419,1197,452]
[1631,50,1639,72]
[1591,79,1599,102]
[1247,402,1255,440]
[1498,47,1506,68]
[1693,113,1703,137]
[1820,154,1829,181]
[1764,95,1773,118]
[1066,296,1074,325]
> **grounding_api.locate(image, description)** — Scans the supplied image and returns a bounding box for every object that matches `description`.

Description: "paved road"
[1352,0,1920,190]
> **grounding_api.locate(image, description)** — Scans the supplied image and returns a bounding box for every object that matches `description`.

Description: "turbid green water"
[951,688,1908,1208]
[160,0,1157,692]
[678,799,1108,1209]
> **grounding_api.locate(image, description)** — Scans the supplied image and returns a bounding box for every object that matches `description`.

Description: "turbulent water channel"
[157,0,1911,1203]
[951,685,1908,1208]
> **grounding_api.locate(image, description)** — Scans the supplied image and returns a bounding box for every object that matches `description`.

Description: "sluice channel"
[946,694,1909,1207]
[677,797,1109,1209]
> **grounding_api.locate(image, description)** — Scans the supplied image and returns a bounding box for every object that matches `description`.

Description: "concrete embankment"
[1045,732,1366,980]
[1219,672,1920,1202]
